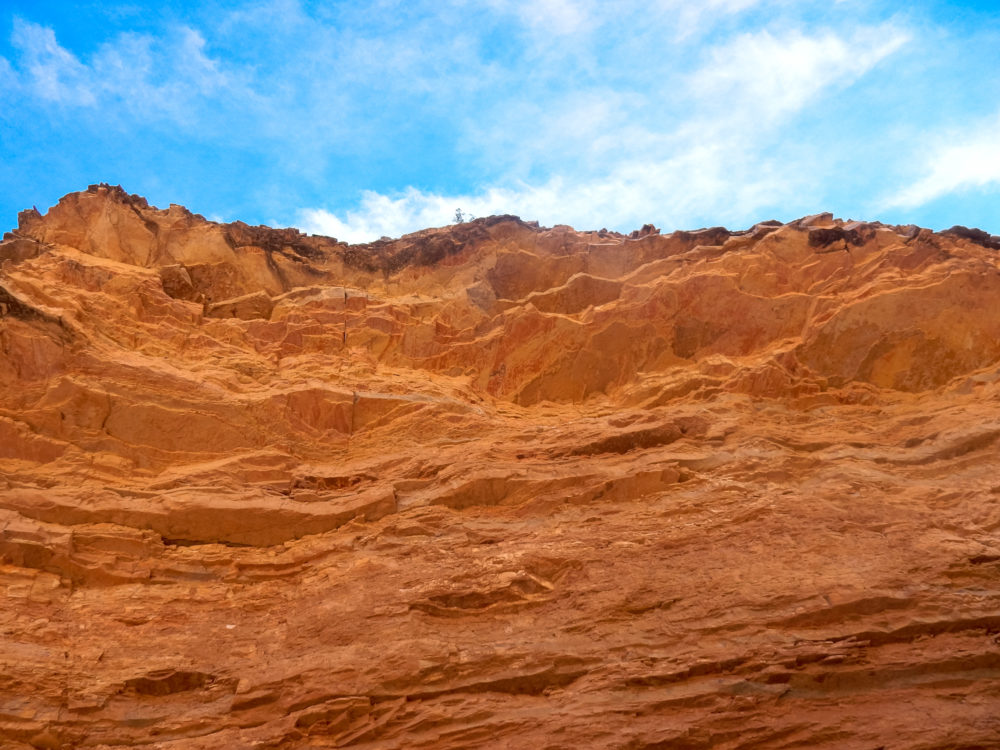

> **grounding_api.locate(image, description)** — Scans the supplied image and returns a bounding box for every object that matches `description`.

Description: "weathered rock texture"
[2,185,1000,749]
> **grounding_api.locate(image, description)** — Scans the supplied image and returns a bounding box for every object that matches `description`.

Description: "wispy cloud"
[487,0,594,36]
[7,18,241,124]
[1,0,995,237]
[885,109,1000,209]
[687,25,910,122]
[11,18,97,105]
[300,22,911,240]
[0,55,16,92]
[655,0,769,40]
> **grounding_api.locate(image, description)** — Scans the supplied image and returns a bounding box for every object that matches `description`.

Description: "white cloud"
[6,19,244,126]
[655,0,769,40]
[5,2,939,236]
[220,0,310,32]
[485,0,769,43]
[300,186,532,242]
[11,18,97,105]
[0,56,17,93]
[486,0,593,36]
[885,110,1000,209]
[687,25,910,123]
[299,22,911,240]
[299,149,793,242]
[522,0,591,35]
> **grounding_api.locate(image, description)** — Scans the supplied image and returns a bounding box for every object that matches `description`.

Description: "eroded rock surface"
[1,184,999,748]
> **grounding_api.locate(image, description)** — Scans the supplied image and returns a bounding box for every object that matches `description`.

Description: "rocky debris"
[0,283,63,326]
[807,222,876,249]
[0,237,47,264]
[205,290,274,320]
[225,221,332,262]
[85,181,151,208]
[158,264,202,303]
[16,206,44,232]
[670,225,731,246]
[1,190,1000,749]
[796,211,835,227]
[344,216,532,276]
[943,224,1000,250]
[628,223,660,239]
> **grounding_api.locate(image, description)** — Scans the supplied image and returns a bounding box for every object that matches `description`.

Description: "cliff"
[1,184,999,748]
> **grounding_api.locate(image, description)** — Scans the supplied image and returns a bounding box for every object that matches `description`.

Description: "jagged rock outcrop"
[1,185,1000,748]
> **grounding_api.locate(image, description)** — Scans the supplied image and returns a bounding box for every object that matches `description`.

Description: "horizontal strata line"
[818,614,1000,647]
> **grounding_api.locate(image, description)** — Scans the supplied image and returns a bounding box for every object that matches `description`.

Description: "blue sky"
[1,0,998,241]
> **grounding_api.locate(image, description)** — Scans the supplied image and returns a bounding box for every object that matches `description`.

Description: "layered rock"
[1,185,999,748]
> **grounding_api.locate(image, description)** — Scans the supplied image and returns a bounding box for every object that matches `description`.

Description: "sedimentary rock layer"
[1,184,999,748]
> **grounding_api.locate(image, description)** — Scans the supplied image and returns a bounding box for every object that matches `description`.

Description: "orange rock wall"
[1,186,999,748]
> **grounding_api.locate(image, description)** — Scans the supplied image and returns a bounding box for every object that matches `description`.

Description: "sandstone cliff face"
[1,185,999,749]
